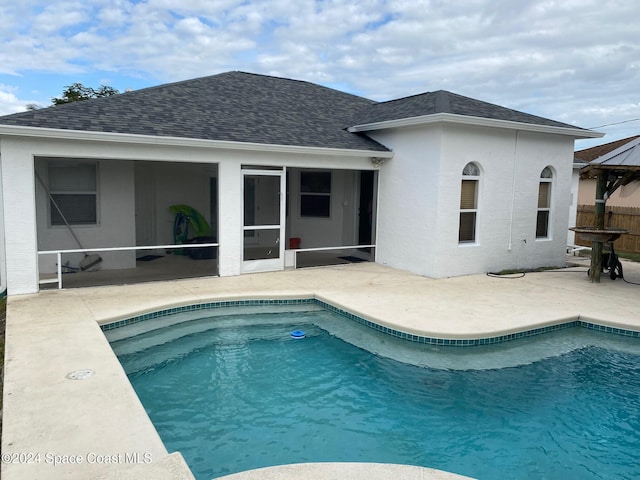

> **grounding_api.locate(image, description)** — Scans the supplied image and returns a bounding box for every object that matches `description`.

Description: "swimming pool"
[107,304,640,479]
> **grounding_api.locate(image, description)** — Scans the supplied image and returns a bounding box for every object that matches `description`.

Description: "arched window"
[536,167,553,238]
[459,162,480,243]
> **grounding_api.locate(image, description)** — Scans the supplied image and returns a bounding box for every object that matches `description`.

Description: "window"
[536,167,553,238]
[459,162,479,243]
[300,171,331,217]
[48,162,98,225]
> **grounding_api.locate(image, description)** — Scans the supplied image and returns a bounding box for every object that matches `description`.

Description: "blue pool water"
[109,306,640,480]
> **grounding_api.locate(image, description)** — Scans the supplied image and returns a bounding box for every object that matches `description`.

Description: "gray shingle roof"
[352,90,585,130]
[0,71,388,152]
[0,72,587,151]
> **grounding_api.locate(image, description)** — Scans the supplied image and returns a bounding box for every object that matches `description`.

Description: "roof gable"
[351,90,585,131]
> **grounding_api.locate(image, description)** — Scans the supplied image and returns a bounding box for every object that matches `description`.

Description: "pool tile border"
[100,298,640,346]
[100,298,315,331]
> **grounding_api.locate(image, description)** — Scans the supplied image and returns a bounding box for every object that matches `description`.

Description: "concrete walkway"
[3,259,640,479]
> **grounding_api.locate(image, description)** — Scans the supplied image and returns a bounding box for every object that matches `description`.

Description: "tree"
[52,83,119,105]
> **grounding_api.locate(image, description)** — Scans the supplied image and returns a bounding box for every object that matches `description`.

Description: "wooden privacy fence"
[575,205,640,253]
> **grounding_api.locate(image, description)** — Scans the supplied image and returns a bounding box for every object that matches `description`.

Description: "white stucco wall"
[2,119,577,293]
[371,124,575,278]
[0,132,376,294]
[217,161,242,277]
[367,125,444,275]
[434,127,573,276]
[0,138,39,294]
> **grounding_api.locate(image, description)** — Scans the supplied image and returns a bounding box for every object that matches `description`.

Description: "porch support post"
[217,161,242,277]
[589,170,606,283]
[0,141,39,294]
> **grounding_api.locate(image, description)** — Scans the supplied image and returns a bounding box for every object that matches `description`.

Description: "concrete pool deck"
[3,258,640,479]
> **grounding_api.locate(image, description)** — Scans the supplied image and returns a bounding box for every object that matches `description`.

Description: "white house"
[0,71,601,295]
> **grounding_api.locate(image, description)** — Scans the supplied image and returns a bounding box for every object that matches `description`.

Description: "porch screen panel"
[244,175,280,226]
[243,229,280,260]
[242,170,283,267]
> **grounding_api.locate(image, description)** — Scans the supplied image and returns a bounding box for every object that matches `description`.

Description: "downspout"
[0,150,6,296]
[507,130,521,253]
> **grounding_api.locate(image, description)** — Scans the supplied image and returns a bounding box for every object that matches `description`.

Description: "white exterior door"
[242,169,285,273]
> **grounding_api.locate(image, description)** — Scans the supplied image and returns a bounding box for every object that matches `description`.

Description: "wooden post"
[590,170,607,283]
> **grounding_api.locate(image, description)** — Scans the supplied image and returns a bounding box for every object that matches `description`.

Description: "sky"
[1,0,639,150]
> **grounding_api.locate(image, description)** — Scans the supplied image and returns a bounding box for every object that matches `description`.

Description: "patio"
[4,258,640,479]
[38,249,373,289]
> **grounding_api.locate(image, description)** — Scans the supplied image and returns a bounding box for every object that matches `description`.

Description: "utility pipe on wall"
[507,130,521,253]
[0,157,6,296]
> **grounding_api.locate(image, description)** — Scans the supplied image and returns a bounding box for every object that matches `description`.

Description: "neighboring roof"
[583,137,640,171]
[0,71,388,152]
[574,135,640,162]
[581,137,640,191]
[350,90,590,132]
[0,71,599,150]
[573,157,589,168]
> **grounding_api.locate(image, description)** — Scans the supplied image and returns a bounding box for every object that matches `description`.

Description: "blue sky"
[1,0,639,149]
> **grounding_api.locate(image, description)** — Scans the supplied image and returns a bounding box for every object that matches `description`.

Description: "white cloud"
[31,1,90,35]
[0,84,41,116]
[0,0,638,146]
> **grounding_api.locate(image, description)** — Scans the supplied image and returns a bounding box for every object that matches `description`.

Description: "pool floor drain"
[66,369,94,380]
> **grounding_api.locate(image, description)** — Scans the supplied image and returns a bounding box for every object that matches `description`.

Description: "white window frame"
[536,166,553,239]
[299,170,331,218]
[48,160,99,226]
[459,162,480,244]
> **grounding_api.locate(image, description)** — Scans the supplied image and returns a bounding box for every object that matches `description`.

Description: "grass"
[0,296,5,438]
[618,251,640,262]
[492,251,640,277]
[574,248,640,263]
[489,265,564,276]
